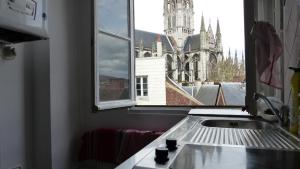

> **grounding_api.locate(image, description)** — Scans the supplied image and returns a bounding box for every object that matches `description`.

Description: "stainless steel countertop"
[116,110,300,169]
[170,144,300,169]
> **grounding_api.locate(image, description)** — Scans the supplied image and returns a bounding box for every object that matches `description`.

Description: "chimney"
[156,34,163,57]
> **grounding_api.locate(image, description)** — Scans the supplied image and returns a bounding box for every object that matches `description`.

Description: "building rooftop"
[166,77,203,106]
[183,34,201,52]
[134,30,173,52]
[221,82,245,106]
[194,84,220,105]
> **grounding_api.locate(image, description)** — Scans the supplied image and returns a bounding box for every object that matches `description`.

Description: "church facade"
[135,0,224,85]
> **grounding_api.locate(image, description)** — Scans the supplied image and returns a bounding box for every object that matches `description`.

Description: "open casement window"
[244,0,284,115]
[255,0,283,99]
[94,0,135,110]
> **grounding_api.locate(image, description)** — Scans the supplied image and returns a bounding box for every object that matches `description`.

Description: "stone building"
[135,0,224,86]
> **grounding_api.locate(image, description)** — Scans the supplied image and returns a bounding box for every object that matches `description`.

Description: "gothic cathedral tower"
[163,0,194,49]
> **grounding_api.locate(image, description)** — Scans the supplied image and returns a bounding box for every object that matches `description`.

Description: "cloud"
[97,0,129,37]
[96,33,130,79]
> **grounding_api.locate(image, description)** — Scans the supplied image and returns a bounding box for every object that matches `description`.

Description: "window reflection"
[97,33,130,101]
[97,0,129,37]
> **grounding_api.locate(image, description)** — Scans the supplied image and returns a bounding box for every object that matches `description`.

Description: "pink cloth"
[116,129,163,164]
[78,128,122,163]
[252,21,283,89]
[78,128,163,164]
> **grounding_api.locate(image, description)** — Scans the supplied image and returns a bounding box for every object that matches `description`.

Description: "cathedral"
[135,0,224,85]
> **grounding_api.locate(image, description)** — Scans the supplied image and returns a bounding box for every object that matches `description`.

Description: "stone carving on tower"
[164,0,194,49]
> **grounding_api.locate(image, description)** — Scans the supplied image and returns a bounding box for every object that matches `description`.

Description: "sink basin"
[201,119,273,129]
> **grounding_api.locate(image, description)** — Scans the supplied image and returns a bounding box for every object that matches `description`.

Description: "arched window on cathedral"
[209,54,218,81]
[209,54,217,65]
[168,16,171,28]
[183,14,186,26]
[184,55,189,72]
[172,15,176,28]
[177,56,181,71]
[144,52,151,58]
[193,54,199,80]
[166,55,173,78]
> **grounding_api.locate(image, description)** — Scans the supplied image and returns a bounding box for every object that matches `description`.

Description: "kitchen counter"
[116,109,300,169]
[171,144,300,169]
[115,115,198,169]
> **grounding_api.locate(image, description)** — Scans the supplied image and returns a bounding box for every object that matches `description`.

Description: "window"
[94,0,257,113]
[94,0,135,110]
[136,76,148,97]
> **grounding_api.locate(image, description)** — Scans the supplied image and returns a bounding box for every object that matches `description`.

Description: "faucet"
[253,93,289,127]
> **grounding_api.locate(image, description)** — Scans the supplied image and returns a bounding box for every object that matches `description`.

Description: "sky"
[135,0,245,60]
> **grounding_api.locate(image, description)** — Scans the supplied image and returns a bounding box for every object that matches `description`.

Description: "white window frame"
[92,0,257,114]
[136,76,148,97]
[93,0,136,110]
[244,0,257,115]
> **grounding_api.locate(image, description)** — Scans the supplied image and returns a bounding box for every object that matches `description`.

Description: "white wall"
[0,43,34,169]
[48,0,83,168]
[136,57,166,105]
[0,0,83,169]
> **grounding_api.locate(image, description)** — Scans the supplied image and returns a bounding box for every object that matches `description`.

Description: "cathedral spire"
[234,50,238,65]
[207,20,215,49]
[207,20,213,34]
[215,18,223,53]
[200,13,206,32]
[216,18,221,35]
[200,13,207,50]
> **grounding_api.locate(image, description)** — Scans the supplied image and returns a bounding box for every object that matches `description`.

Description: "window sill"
[188,108,251,116]
[129,106,249,116]
[95,100,135,110]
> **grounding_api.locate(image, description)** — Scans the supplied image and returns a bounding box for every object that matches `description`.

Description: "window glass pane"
[97,33,130,101]
[143,84,147,89]
[136,84,141,89]
[97,0,129,37]
[137,90,141,96]
[136,78,141,83]
[143,91,148,96]
[143,77,147,83]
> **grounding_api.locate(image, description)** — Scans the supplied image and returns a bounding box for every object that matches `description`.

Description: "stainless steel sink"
[182,117,300,149]
[201,119,274,130]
